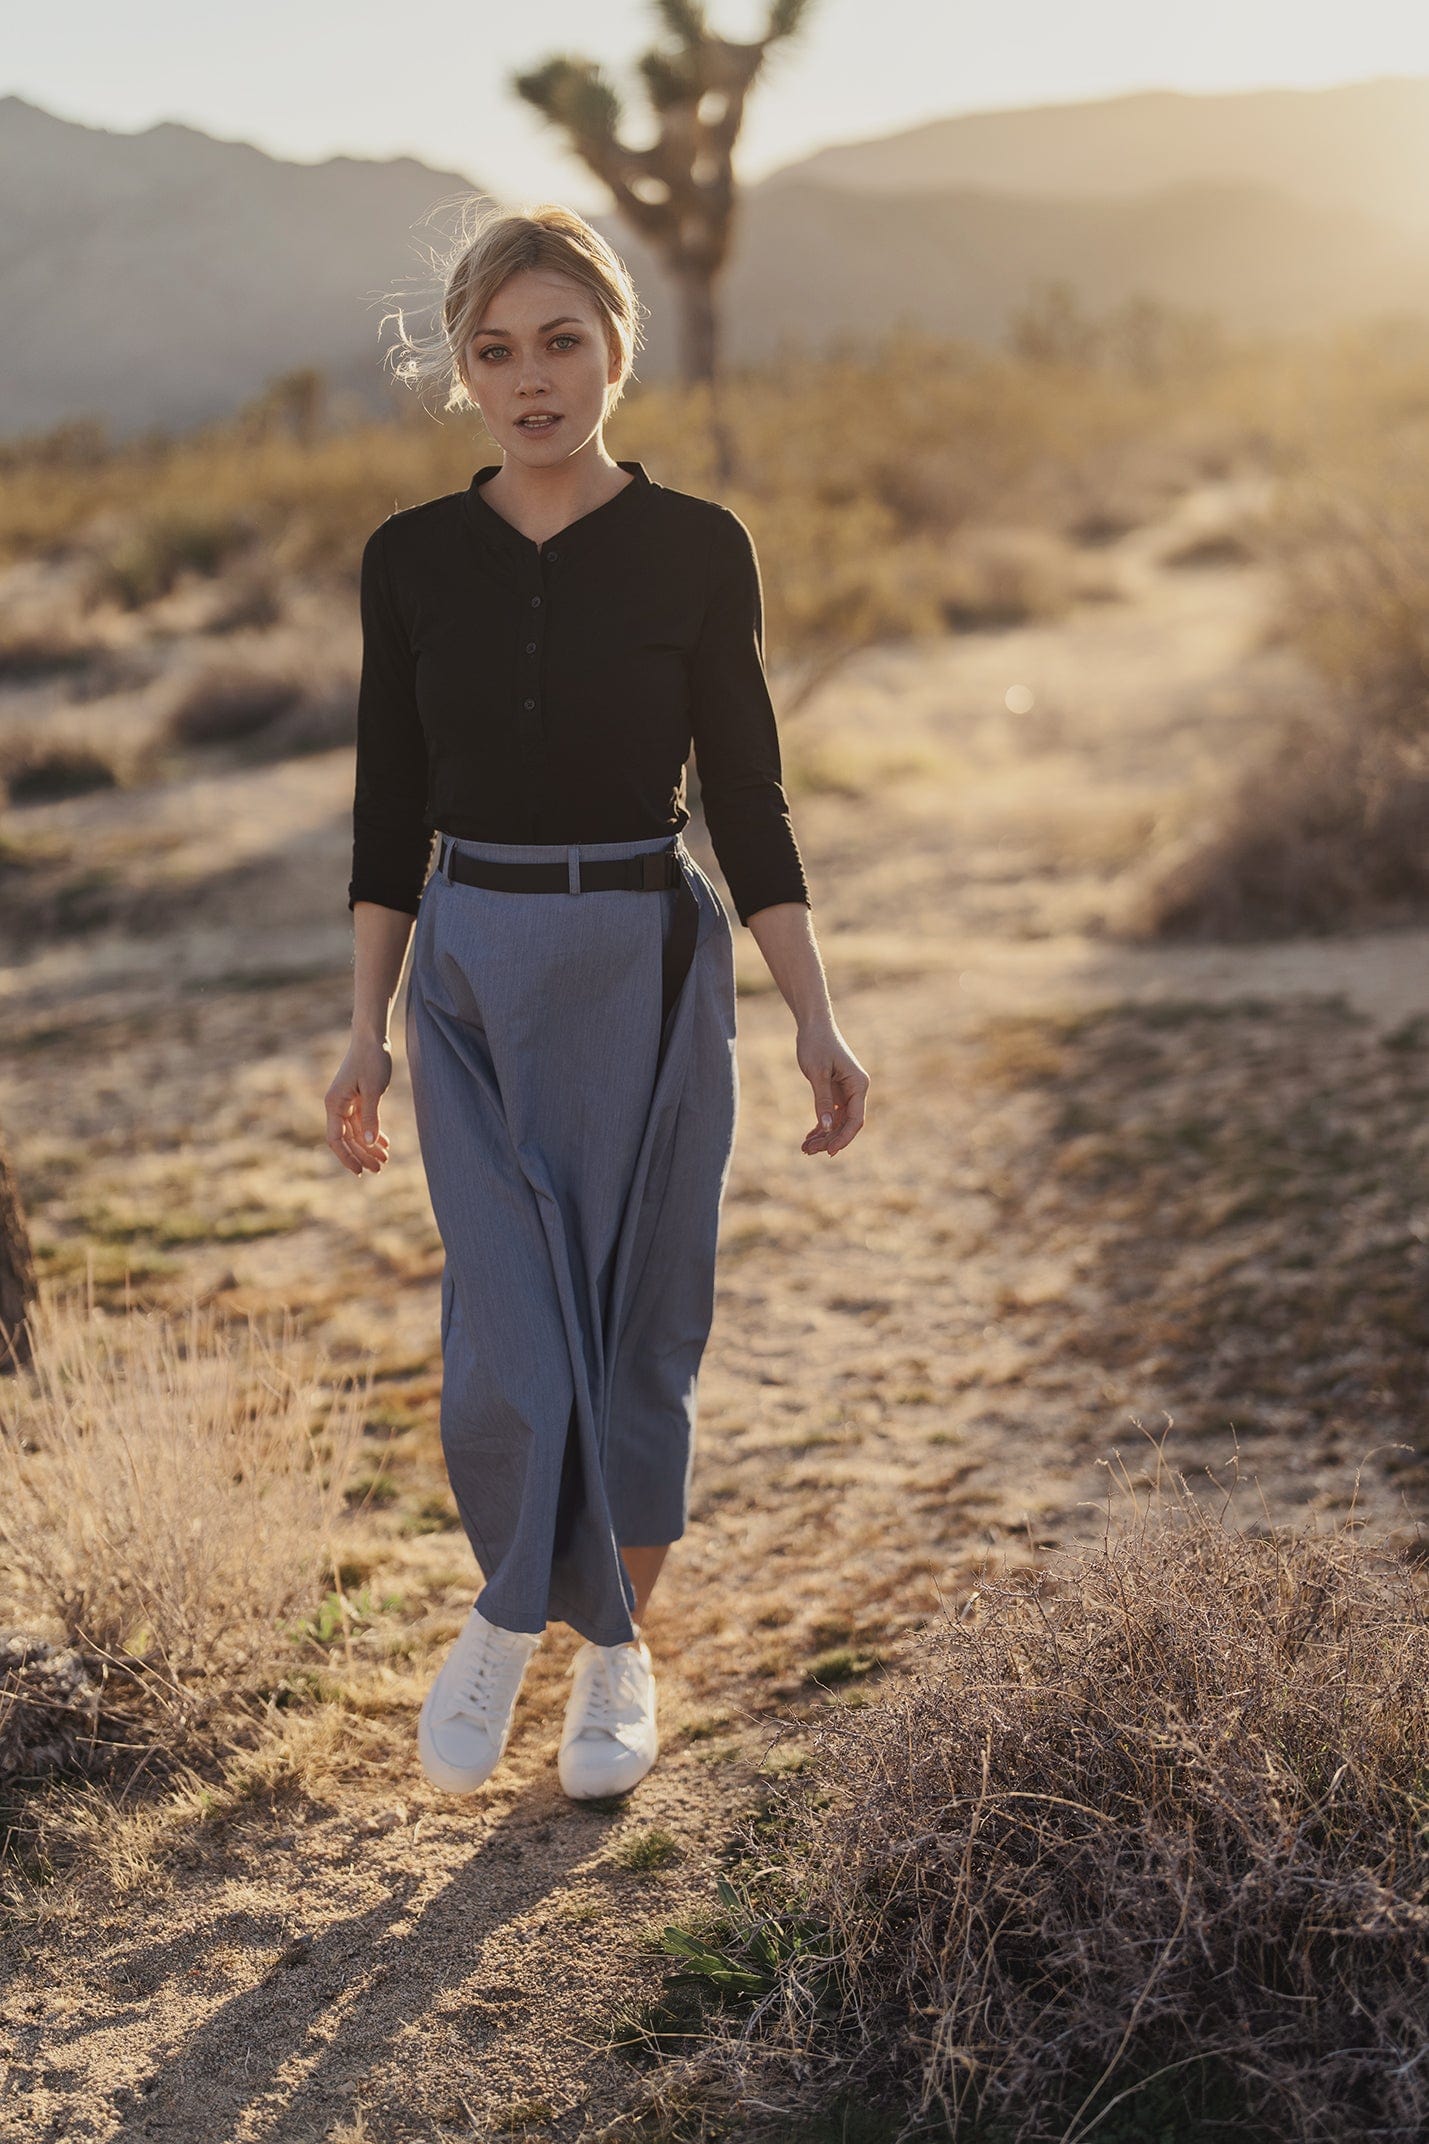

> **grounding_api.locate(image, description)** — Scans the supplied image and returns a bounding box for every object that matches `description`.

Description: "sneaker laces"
[576,1644,642,1736]
[448,1624,534,1726]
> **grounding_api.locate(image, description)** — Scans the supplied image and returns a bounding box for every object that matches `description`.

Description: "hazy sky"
[8,0,1429,205]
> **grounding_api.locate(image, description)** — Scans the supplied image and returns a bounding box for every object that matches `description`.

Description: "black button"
[525,641,537,653]
[523,697,535,710]
[545,549,558,561]
[530,595,541,607]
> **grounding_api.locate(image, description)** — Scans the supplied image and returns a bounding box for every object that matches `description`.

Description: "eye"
[476,344,507,362]
[551,334,579,349]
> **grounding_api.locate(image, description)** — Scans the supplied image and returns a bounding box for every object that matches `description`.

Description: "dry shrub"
[1127,444,1429,938]
[0,608,100,683]
[937,528,1084,632]
[1269,457,1429,733]
[161,659,305,747]
[1118,705,1429,939]
[86,506,257,609]
[199,568,284,634]
[157,654,357,758]
[0,733,120,806]
[682,1466,1429,2143]
[0,1277,367,1743]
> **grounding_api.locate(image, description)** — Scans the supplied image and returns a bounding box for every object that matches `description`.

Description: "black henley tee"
[347,458,812,927]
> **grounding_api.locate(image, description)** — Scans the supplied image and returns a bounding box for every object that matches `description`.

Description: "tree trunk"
[673,264,737,487]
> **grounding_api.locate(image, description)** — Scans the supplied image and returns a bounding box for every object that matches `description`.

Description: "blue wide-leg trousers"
[404,830,739,1646]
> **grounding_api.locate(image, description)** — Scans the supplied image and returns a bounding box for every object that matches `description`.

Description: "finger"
[344,1119,388,1164]
[325,1101,365,1174]
[339,1100,388,1171]
[326,1130,361,1177]
[811,1082,836,1137]
[342,1093,387,1144]
[326,1090,377,1160]
[819,1069,866,1152]
[826,1091,868,1153]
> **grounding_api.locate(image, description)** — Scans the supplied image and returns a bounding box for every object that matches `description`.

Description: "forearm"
[745,901,834,1028]
[351,900,418,1041]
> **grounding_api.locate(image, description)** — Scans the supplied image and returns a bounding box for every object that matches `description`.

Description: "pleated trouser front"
[404,829,739,1647]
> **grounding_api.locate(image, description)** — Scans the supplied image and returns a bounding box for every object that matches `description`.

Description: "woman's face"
[463,269,622,465]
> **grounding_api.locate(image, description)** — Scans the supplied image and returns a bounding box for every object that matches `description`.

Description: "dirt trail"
[2,485,1426,2142]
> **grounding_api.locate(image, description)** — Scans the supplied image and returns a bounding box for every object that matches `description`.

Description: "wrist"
[795,1002,836,1037]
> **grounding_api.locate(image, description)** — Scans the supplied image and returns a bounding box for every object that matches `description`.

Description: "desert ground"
[1,476,1426,2142]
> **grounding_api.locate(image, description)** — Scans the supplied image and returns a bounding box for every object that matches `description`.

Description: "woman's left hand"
[796,1017,870,1157]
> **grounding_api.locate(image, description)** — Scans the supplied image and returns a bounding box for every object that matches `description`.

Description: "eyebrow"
[472,315,583,339]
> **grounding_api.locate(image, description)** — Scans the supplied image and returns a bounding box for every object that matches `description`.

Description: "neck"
[483,441,631,537]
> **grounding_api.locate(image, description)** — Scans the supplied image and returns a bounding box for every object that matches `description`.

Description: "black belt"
[437,835,701,1071]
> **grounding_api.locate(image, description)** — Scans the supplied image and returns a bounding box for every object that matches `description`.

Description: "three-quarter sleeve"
[347,521,436,915]
[688,509,811,927]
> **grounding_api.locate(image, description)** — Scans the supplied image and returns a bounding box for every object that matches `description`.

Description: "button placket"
[516,555,550,838]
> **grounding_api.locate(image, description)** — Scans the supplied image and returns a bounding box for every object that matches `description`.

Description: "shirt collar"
[460,458,653,560]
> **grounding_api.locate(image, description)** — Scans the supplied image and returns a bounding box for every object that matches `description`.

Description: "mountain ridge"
[3,82,1427,440]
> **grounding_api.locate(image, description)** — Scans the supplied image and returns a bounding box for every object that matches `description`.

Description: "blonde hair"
[383,198,647,420]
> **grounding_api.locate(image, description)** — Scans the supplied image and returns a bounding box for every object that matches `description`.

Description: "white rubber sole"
[558,1725,660,1800]
[417,1683,508,1793]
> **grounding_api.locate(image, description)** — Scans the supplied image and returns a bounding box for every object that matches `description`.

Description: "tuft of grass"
[399,1493,458,1538]
[293,1584,402,1649]
[682,1713,735,1742]
[614,1826,684,1873]
[488,2100,556,2132]
[608,1868,837,2076]
[343,1470,401,1512]
[804,1647,884,1689]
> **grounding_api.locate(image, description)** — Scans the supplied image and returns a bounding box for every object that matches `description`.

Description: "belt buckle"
[641,850,672,890]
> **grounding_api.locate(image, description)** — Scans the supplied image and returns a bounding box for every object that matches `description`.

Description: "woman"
[324,202,869,1803]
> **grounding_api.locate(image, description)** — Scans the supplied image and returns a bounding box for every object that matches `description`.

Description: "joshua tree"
[512,0,816,481]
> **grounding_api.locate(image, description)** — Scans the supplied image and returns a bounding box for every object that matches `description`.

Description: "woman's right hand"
[325,1036,395,1176]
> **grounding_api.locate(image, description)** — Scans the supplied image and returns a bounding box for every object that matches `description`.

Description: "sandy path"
[2,489,1426,2141]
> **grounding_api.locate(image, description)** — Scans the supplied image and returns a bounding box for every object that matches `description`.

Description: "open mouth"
[517,413,563,431]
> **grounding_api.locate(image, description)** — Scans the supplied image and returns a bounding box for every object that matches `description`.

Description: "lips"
[517,413,562,429]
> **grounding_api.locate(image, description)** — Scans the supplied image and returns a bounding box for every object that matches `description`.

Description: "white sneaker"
[418,1605,544,1793]
[557,1630,659,1800]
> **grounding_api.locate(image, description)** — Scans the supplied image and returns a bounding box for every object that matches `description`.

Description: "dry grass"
[0,316,1272,718]
[638,1462,1429,2144]
[1126,434,1429,939]
[9,314,1429,950]
[0,1274,368,1751]
[86,504,260,610]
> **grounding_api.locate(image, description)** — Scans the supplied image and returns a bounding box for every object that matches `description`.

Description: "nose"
[515,352,552,397]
